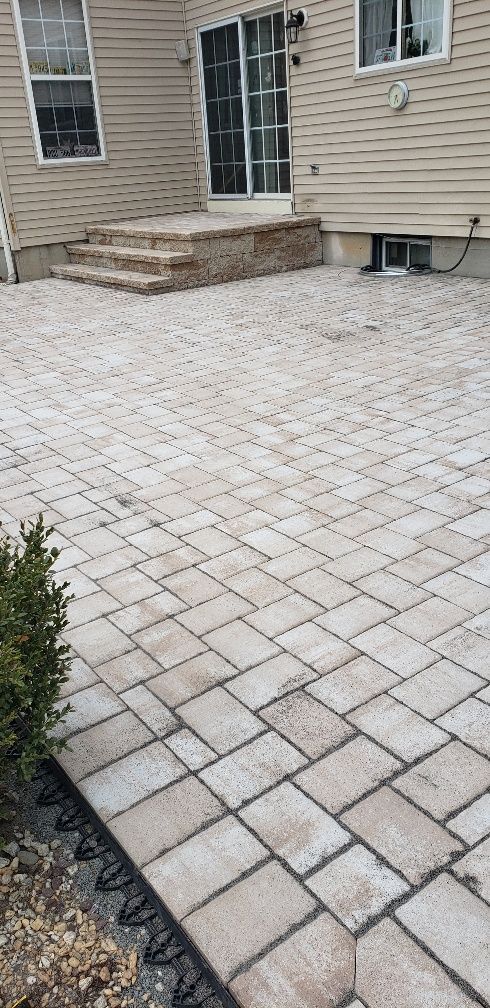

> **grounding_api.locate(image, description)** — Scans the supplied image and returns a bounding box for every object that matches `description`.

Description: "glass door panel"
[200,22,248,195]
[200,11,290,198]
[245,12,290,194]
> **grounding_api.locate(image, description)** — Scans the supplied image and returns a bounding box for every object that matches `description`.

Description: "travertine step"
[50,263,173,293]
[65,243,197,276]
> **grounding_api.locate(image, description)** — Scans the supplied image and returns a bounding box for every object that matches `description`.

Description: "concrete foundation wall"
[322,231,490,279]
[432,237,490,279]
[14,242,70,282]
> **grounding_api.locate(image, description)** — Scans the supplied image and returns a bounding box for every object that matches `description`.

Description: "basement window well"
[382,235,432,271]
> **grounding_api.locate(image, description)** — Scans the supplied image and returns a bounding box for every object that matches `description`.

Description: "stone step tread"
[86,212,321,242]
[50,263,171,292]
[66,243,196,265]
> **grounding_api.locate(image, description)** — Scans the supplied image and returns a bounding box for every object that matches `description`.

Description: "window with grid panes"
[358,0,449,69]
[16,0,102,161]
[245,12,290,194]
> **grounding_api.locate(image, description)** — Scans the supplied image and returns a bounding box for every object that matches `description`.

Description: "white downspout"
[0,184,17,284]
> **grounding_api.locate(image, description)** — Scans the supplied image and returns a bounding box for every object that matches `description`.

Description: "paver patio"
[1,265,489,1007]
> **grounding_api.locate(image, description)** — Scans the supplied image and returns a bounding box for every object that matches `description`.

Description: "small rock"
[94,998,107,1008]
[26,976,37,986]
[63,931,76,945]
[63,908,76,920]
[79,977,92,992]
[0,857,9,869]
[0,935,8,947]
[19,849,39,866]
[3,841,19,857]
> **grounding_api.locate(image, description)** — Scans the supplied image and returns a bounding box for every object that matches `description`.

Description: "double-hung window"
[13,0,104,164]
[357,0,451,72]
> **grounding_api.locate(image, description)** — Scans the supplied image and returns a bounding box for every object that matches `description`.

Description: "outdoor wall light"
[285,8,308,44]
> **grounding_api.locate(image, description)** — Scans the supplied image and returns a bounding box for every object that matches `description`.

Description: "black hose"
[408,219,480,275]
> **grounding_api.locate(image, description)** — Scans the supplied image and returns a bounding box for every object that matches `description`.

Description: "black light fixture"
[285,8,307,44]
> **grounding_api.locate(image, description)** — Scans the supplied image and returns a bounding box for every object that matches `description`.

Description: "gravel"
[0,772,225,1008]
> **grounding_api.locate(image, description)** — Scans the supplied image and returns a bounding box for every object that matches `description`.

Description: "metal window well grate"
[35,759,237,1008]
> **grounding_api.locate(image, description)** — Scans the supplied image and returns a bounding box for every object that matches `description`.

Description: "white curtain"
[362,0,397,66]
[403,0,444,54]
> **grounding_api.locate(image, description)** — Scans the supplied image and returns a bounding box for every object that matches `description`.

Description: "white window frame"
[354,0,453,77]
[197,6,292,201]
[12,0,106,167]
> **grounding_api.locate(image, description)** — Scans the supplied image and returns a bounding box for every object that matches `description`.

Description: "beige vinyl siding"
[184,0,490,238]
[0,0,199,247]
[291,0,490,237]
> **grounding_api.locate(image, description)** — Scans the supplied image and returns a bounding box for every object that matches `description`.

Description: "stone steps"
[52,212,322,294]
[50,263,173,293]
[65,243,197,276]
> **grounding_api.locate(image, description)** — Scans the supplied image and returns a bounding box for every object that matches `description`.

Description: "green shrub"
[0,515,73,793]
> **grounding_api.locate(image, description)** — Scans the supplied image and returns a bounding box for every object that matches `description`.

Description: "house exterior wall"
[1,0,489,280]
[185,0,490,269]
[0,0,199,272]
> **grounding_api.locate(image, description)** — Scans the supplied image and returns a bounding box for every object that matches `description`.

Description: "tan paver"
[203,619,281,670]
[393,741,490,818]
[356,919,480,1008]
[79,740,185,821]
[64,617,134,667]
[120,684,178,737]
[452,838,490,902]
[227,652,317,709]
[182,862,317,982]
[240,782,350,874]
[143,816,267,919]
[436,698,490,756]
[177,686,262,754]
[396,874,490,1001]
[148,651,237,707]
[350,624,437,678]
[56,711,153,782]
[295,736,401,814]
[230,913,355,1008]
[276,622,359,674]
[133,618,207,668]
[308,656,400,714]
[347,694,449,761]
[199,730,307,809]
[52,683,125,738]
[307,844,409,931]
[109,776,225,866]
[2,268,489,1008]
[165,728,216,769]
[341,787,463,884]
[388,658,484,718]
[447,794,490,844]
[260,689,354,756]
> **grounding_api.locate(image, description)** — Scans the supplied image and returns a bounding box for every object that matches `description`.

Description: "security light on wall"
[285,8,308,44]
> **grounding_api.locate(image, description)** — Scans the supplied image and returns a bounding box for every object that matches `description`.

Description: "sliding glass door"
[199,11,290,198]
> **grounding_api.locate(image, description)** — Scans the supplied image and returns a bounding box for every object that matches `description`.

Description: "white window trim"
[11,0,106,167]
[197,7,292,201]
[354,0,453,77]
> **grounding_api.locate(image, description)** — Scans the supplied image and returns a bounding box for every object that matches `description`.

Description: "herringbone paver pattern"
[1,267,489,1007]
